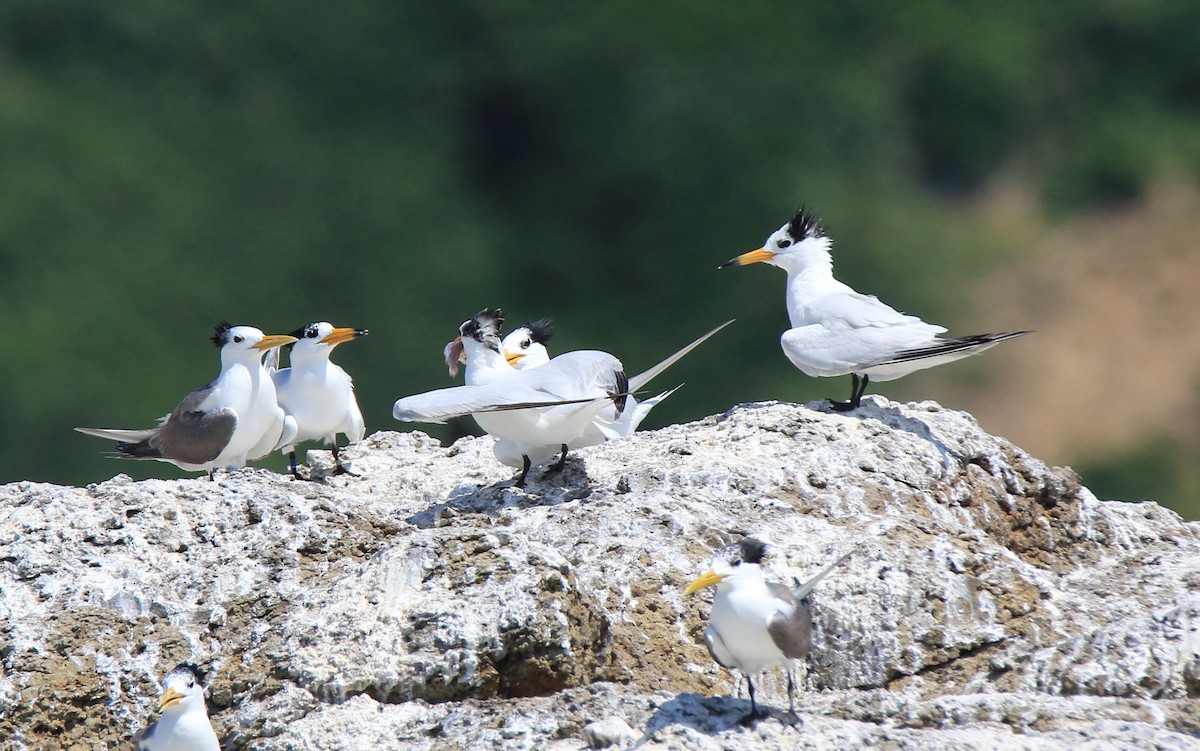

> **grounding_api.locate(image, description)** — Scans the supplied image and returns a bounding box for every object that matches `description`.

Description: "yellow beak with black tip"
[158,687,185,712]
[505,351,525,366]
[718,247,777,269]
[320,327,368,346]
[252,334,299,351]
[684,569,728,595]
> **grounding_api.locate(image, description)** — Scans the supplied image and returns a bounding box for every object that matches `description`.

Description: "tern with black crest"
[492,319,683,467]
[76,323,297,478]
[132,663,219,751]
[395,309,731,486]
[270,321,368,479]
[685,538,850,725]
[720,207,1028,411]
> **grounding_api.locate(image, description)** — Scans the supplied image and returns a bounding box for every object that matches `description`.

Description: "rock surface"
[2,397,1199,750]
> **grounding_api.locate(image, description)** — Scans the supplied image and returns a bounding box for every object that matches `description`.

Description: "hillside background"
[2,1,1198,517]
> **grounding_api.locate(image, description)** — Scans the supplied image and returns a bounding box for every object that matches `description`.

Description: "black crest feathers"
[787,206,825,241]
[524,318,554,344]
[460,308,504,343]
[168,662,207,684]
[735,537,768,565]
[211,322,234,348]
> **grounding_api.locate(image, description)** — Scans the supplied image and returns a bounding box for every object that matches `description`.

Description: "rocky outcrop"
[2,398,1198,750]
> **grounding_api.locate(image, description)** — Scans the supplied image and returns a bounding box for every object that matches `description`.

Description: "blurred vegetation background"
[3,1,1199,516]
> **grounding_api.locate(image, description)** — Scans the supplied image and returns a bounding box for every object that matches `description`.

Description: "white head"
[156,663,208,716]
[684,538,769,596]
[501,318,553,370]
[287,321,368,363]
[720,207,833,275]
[211,322,297,366]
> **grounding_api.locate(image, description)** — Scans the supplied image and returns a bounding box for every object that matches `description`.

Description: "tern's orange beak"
[505,351,525,366]
[718,247,776,268]
[684,569,727,595]
[320,327,368,346]
[252,334,299,351]
[158,687,185,712]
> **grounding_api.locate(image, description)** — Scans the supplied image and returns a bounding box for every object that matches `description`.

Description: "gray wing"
[766,583,812,660]
[150,386,237,464]
[131,718,155,749]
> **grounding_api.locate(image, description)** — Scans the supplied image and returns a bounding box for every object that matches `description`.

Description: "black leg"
[738,675,765,726]
[289,451,304,480]
[829,374,870,412]
[514,455,532,487]
[550,444,569,473]
[331,443,352,476]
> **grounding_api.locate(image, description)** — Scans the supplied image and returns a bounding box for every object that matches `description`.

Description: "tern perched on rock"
[395,309,731,486]
[132,663,219,751]
[490,318,683,467]
[270,322,368,480]
[685,538,850,725]
[76,323,297,478]
[396,309,628,486]
[720,207,1028,411]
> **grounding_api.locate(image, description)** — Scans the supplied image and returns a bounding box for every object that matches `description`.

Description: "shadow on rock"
[406,459,595,528]
[630,692,762,745]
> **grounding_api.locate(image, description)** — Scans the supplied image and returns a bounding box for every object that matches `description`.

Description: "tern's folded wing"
[821,292,947,335]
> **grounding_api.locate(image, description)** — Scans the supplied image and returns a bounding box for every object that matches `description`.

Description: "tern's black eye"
[188,680,195,688]
[306,328,318,338]
[776,238,792,249]
[732,559,742,567]
[521,338,532,349]
[233,335,244,343]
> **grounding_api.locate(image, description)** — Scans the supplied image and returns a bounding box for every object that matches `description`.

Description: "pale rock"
[1,398,1198,750]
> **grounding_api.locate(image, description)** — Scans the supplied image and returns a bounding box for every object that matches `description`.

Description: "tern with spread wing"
[686,538,850,725]
[132,663,219,751]
[270,322,368,480]
[395,309,627,486]
[395,309,731,486]
[493,318,685,467]
[720,207,1028,411]
[76,323,297,478]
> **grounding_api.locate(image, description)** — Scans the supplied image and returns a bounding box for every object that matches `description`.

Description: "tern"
[492,319,681,466]
[270,322,368,480]
[132,663,219,751]
[396,309,628,486]
[76,323,297,478]
[685,538,850,725]
[720,207,1028,411]
[394,310,731,486]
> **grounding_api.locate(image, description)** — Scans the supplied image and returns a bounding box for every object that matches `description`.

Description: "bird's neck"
[463,341,512,385]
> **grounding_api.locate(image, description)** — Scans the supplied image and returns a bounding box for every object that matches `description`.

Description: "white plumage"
[722,207,1028,410]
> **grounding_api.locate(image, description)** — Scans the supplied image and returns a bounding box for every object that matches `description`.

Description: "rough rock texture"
[2,397,1199,750]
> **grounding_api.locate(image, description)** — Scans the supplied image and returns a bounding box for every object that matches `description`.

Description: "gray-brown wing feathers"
[150,388,237,464]
[131,719,155,749]
[766,582,813,660]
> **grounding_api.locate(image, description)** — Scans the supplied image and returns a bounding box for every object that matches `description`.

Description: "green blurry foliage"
[0,1,1196,513]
